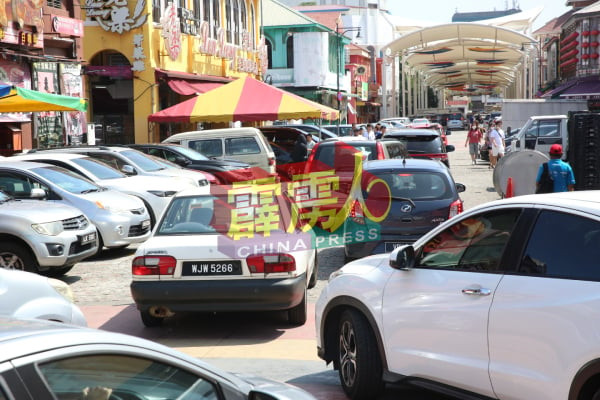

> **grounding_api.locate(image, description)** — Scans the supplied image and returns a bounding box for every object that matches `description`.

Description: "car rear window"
[372,171,452,200]
[226,137,261,155]
[189,139,223,157]
[389,135,443,154]
[313,142,378,169]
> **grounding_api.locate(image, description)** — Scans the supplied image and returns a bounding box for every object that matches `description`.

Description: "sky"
[385,1,572,31]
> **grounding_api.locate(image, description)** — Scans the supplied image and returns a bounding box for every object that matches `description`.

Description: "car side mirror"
[121,164,136,175]
[389,245,415,270]
[445,144,455,152]
[30,188,46,199]
[455,183,466,193]
[174,156,190,166]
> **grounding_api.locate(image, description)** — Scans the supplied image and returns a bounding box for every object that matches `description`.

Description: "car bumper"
[131,274,307,313]
[27,227,98,269]
[94,213,151,248]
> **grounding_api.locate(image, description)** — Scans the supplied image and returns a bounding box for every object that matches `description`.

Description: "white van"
[162,128,276,175]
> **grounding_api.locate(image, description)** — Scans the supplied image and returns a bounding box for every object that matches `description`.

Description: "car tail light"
[376,142,385,159]
[246,253,296,274]
[350,200,366,225]
[268,156,276,166]
[449,199,463,218]
[132,256,176,275]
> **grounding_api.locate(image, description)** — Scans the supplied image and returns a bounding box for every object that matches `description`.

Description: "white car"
[316,191,600,400]
[131,187,317,327]
[0,268,86,325]
[9,152,198,226]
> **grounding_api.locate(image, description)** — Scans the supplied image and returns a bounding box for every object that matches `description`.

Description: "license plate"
[384,242,411,252]
[142,219,151,228]
[79,232,96,245]
[182,260,242,276]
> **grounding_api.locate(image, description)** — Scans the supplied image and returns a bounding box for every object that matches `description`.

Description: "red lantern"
[582,42,590,48]
[583,30,591,36]
[592,53,599,59]
[592,30,600,36]
[592,41,599,47]
[583,54,590,59]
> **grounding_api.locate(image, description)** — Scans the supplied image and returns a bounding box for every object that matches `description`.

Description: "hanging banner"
[59,63,87,144]
[32,62,63,147]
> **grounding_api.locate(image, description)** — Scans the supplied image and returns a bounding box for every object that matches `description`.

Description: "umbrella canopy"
[148,76,339,123]
[0,85,88,112]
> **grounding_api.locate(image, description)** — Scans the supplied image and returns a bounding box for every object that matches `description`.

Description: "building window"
[239,0,247,46]
[225,0,232,43]
[286,36,294,68]
[266,39,273,69]
[193,0,202,21]
[233,0,240,45]
[152,0,164,23]
[250,3,256,49]
[46,0,61,9]
[211,0,220,38]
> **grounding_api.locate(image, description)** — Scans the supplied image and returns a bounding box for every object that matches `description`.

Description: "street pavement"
[65,128,501,400]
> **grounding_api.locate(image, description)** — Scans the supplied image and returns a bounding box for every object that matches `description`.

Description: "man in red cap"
[535,144,575,193]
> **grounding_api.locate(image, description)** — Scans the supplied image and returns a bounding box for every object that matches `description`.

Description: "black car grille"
[68,241,95,255]
[62,215,89,230]
[128,223,151,237]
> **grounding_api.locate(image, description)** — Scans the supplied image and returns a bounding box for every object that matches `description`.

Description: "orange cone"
[505,177,514,198]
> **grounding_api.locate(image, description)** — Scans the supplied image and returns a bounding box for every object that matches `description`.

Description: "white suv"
[316,191,600,400]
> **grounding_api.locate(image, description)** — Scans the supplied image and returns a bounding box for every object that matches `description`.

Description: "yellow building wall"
[83,0,263,144]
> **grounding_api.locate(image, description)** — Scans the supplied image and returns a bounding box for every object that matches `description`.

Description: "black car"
[278,124,337,140]
[128,143,252,184]
[344,158,465,261]
[382,128,455,167]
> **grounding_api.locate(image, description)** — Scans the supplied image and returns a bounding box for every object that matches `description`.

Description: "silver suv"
[0,190,97,276]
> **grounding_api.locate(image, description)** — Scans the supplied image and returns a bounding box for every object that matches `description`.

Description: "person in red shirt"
[465,121,483,165]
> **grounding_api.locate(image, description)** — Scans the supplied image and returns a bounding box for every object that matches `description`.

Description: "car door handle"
[462,286,492,296]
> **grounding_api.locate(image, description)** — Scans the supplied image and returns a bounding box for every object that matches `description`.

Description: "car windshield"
[171,146,210,161]
[121,150,166,172]
[372,171,452,200]
[32,165,102,194]
[73,157,126,180]
[0,190,10,202]
[157,193,291,236]
[392,135,442,153]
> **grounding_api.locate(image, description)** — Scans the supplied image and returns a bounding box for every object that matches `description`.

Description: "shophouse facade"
[0,0,84,154]
[83,0,267,144]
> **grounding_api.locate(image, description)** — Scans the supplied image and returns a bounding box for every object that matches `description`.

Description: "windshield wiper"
[80,188,101,194]
[390,196,416,208]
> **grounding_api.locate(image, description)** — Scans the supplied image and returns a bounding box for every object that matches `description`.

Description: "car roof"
[12,152,88,161]
[0,160,57,170]
[363,158,449,172]
[320,136,375,143]
[384,128,440,137]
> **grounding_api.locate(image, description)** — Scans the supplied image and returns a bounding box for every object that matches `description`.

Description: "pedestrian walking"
[465,121,483,164]
[535,144,575,193]
[488,123,504,169]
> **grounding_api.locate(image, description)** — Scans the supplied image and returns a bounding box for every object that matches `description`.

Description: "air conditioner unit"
[355,65,367,75]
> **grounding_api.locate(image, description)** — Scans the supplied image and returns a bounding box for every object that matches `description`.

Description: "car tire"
[288,287,307,325]
[94,233,104,257]
[0,242,39,273]
[140,310,164,327]
[338,309,384,400]
[308,253,318,289]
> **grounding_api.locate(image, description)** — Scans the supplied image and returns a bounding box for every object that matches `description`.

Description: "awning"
[541,79,578,98]
[356,101,382,106]
[560,78,600,99]
[167,80,223,96]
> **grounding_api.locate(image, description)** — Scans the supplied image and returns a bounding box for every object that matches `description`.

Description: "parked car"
[0,189,97,276]
[321,124,354,137]
[382,128,455,167]
[317,190,600,400]
[343,158,464,261]
[9,152,196,227]
[408,118,431,128]
[25,145,210,188]
[446,112,465,130]
[0,269,87,325]
[277,124,337,140]
[128,143,252,184]
[162,127,277,176]
[380,117,411,127]
[0,317,318,400]
[259,126,320,154]
[0,161,151,254]
[131,187,318,327]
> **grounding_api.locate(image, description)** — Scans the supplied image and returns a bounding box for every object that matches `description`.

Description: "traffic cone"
[505,177,514,198]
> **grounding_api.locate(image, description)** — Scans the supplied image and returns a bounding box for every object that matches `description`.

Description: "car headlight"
[48,278,75,303]
[95,201,127,213]
[32,221,64,236]
[147,190,178,197]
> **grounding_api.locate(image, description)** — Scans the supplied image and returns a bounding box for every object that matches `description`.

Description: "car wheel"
[94,233,104,257]
[140,310,164,327]
[308,253,318,289]
[42,265,74,278]
[0,242,38,273]
[338,309,384,400]
[288,287,307,325]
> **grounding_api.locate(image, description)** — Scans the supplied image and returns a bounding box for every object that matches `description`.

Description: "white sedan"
[131,188,318,327]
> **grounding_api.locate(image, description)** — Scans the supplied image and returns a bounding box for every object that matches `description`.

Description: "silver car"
[0,269,86,325]
[9,153,197,226]
[0,317,317,400]
[0,189,97,276]
[0,161,151,253]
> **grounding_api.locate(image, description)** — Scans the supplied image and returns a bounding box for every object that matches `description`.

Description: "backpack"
[536,162,554,194]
